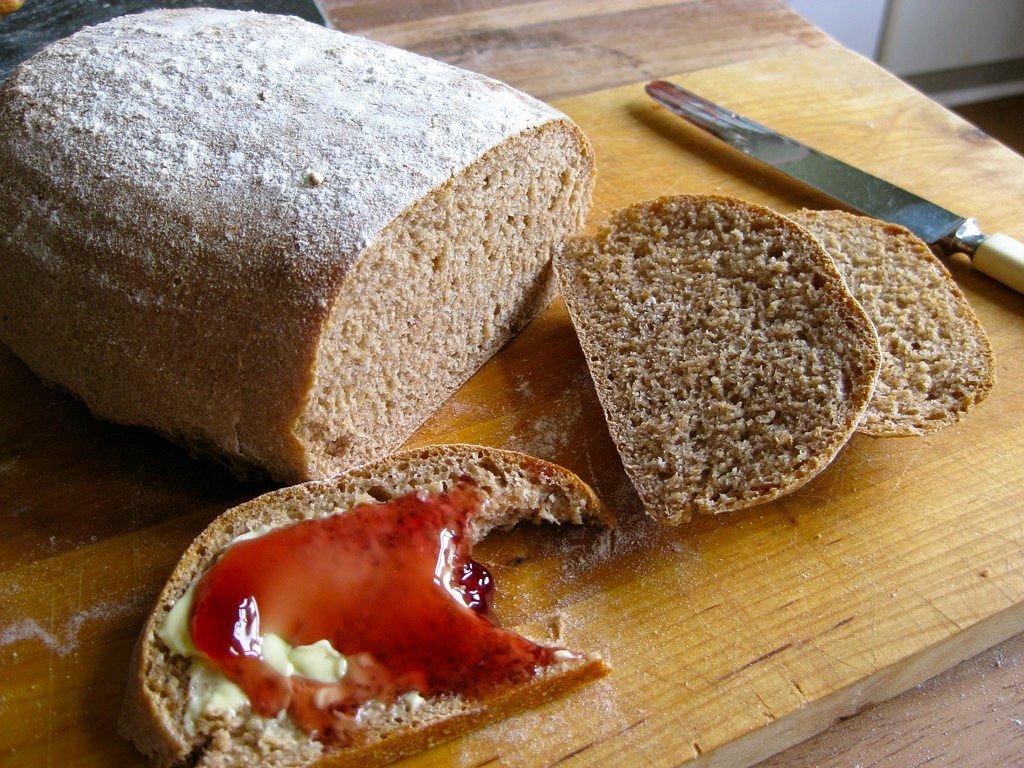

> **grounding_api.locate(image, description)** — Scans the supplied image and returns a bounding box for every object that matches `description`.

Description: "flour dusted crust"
[119,444,613,768]
[555,195,881,523]
[788,209,996,436]
[0,10,594,481]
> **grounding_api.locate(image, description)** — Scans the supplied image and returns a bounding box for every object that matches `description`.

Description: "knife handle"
[973,233,1024,295]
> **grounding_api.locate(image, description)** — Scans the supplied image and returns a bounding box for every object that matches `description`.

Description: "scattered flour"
[0,618,61,654]
[455,676,634,768]
[0,593,148,657]
[506,405,581,458]
[4,9,562,267]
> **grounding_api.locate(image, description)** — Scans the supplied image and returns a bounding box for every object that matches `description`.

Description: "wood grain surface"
[318,0,838,100]
[2,2,1024,768]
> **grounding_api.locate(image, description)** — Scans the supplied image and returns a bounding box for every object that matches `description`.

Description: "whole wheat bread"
[554,195,881,524]
[788,208,996,436]
[118,443,612,768]
[0,9,594,482]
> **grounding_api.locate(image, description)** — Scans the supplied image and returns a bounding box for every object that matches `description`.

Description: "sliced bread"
[0,10,594,482]
[788,208,996,436]
[554,195,881,523]
[118,444,613,768]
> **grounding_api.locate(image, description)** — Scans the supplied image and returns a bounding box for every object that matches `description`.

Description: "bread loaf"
[788,209,996,436]
[0,9,595,481]
[554,195,881,523]
[118,443,612,768]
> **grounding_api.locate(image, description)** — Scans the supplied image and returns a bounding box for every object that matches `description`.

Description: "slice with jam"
[121,445,612,768]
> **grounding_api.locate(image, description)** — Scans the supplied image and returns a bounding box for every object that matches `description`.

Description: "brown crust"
[313,656,610,768]
[118,444,613,767]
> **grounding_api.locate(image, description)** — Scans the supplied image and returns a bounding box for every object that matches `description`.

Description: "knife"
[645,79,1024,295]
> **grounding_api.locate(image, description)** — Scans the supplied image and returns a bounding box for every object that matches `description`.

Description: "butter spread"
[158,569,350,721]
[184,661,248,722]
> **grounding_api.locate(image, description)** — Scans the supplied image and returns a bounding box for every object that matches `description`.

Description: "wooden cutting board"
[405,47,1024,765]
[2,48,1023,767]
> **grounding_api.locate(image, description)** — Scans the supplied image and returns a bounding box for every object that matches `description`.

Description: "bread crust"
[788,208,996,436]
[555,194,881,523]
[118,444,612,767]
[0,9,594,482]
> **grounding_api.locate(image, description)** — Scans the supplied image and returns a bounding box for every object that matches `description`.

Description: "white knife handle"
[973,233,1024,295]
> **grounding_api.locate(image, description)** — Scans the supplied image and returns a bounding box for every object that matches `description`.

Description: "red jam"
[187,479,562,740]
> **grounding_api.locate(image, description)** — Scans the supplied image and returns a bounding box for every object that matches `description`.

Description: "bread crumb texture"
[294,126,592,477]
[789,209,995,436]
[555,195,880,523]
[0,9,593,481]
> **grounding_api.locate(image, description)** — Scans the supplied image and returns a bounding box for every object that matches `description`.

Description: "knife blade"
[645,79,1024,295]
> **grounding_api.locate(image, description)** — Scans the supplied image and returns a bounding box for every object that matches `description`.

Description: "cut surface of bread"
[118,444,613,768]
[555,195,881,524]
[788,209,996,436]
[0,9,594,482]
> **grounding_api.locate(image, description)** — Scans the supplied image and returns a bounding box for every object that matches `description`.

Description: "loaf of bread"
[554,195,881,523]
[0,9,594,481]
[118,443,612,768]
[788,209,996,436]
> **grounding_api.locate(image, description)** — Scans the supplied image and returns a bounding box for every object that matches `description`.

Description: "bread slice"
[118,444,612,768]
[554,195,881,523]
[788,209,996,436]
[0,9,594,482]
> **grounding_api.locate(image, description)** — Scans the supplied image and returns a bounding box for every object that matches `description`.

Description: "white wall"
[784,0,1024,104]
[783,0,888,59]
[878,0,1024,75]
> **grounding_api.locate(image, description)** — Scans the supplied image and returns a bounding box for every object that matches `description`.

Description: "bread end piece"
[555,194,881,524]
[119,444,613,768]
[788,208,996,436]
